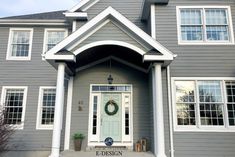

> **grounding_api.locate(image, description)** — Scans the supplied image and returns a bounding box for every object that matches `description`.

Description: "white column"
[49,63,65,157]
[152,63,167,157]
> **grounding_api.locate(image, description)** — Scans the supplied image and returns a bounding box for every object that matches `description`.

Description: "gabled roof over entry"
[45,6,176,65]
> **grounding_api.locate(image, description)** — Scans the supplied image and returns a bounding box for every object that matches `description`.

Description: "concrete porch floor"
[61,150,155,157]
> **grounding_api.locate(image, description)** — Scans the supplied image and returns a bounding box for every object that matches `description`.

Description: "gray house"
[0,0,235,157]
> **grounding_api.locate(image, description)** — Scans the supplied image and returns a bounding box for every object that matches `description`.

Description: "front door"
[100,93,122,142]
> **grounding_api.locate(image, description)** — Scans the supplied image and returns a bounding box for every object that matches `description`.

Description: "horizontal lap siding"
[74,21,148,52]
[0,26,68,150]
[155,0,235,157]
[70,61,150,150]
[76,0,146,31]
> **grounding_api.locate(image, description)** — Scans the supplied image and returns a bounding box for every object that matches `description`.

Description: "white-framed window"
[43,28,68,53]
[36,86,56,130]
[6,28,33,60]
[0,86,28,129]
[176,6,235,45]
[172,77,235,132]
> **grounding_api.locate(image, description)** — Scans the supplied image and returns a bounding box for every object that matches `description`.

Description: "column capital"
[152,62,163,67]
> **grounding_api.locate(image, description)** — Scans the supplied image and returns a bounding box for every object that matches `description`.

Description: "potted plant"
[73,132,85,151]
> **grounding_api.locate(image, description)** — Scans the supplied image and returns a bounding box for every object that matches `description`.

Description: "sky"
[0,0,79,18]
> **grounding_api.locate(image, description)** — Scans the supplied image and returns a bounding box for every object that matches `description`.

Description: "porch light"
[107,74,113,84]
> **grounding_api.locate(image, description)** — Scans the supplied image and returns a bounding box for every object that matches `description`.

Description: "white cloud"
[0,0,79,17]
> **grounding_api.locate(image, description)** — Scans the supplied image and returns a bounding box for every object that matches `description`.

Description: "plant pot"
[74,139,83,151]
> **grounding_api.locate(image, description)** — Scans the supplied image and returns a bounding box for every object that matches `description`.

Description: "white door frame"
[88,84,133,147]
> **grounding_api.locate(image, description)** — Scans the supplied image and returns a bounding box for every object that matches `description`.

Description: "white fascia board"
[143,54,173,61]
[45,54,76,62]
[46,6,175,61]
[69,0,90,12]
[63,12,88,19]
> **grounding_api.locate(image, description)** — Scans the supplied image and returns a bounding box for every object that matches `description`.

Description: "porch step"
[61,150,155,157]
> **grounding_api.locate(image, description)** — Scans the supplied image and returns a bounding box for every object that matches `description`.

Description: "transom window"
[43,29,67,53]
[7,28,33,60]
[36,87,56,130]
[177,6,234,44]
[173,78,235,131]
[0,86,27,129]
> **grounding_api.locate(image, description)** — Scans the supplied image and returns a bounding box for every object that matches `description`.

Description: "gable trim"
[45,7,175,62]
[68,0,100,12]
[73,40,146,56]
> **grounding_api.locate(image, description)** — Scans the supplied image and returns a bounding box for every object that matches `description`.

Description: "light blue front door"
[100,93,122,142]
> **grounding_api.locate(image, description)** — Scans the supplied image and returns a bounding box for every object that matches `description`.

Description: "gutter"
[167,66,174,157]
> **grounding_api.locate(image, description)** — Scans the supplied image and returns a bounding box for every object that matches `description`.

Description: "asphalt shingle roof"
[0,10,66,20]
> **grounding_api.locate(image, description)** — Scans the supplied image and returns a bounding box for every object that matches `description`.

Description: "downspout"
[167,66,174,157]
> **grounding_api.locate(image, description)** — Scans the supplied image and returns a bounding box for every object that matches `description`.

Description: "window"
[7,28,33,60]
[177,6,234,44]
[0,86,27,129]
[43,29,68,53]
[36,87,56,130]
[173,78,235,131]
[92,95,98,135]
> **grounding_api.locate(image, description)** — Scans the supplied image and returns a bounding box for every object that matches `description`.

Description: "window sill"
[178,41,235,46]
[6,57,31,61]
[174,127,235,132]
[36,125,53,130]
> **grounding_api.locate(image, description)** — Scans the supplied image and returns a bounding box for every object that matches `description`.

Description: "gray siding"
[0,26,68,150]
[77,0,147,31]
[73,21,149,52]
[155,0,235,157]
[70,61,151,150]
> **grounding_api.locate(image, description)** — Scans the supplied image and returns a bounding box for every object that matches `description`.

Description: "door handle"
[101,117,103,126]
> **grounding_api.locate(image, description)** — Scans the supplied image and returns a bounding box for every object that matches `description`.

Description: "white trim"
[64,77,73,150]
[88,84,133,147]
[68,0,99,12]
[42,28,68,59]
[167,66,175,157]
[82,0,99,11]
[63,12,88,19]
[6,28,33,60]
[45,7,174,61]
[36,86,56,130]
[73,40,146,56]
[76,56,148,73]
[176,6,235,45]
[150,4,156,39]
[69,19,110,51]
[0,86,28,130]
[72,21,77,32]
[171,77,235,132]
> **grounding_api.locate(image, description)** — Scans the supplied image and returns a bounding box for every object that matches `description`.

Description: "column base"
[155,153,167,157]
[49,148,60,157]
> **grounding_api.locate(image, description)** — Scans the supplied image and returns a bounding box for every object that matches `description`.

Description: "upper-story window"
[43,28,68,53]
[7,28,33,60]
[177,6,234,45]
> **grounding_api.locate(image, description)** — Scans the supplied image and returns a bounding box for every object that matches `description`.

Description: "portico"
[44,6,175,157]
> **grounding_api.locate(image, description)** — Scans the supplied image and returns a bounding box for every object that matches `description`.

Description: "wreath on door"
[105,100,119,116]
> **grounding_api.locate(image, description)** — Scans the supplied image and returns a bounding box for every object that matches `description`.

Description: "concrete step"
[61,150,155,157]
